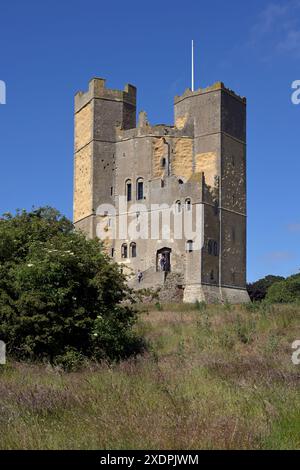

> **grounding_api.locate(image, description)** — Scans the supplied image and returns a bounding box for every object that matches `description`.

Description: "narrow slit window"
[175,200,181,213]
[126,181,132,202]
[185,198,191,211]
[137,179,144,200]
[213,241,218,256]
[130,242,137,258]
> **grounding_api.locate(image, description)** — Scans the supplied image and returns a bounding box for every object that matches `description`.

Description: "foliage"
[0,207,142,364]
[247,275,285,302]
[92,307,145,361]
[0,303,299,449]
[266,274,300,303]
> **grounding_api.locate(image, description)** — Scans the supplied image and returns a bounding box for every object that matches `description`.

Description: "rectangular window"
[127,183,132,202]
[137,181,144,200]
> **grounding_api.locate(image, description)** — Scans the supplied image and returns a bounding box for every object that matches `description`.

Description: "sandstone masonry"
[73,78,250,304]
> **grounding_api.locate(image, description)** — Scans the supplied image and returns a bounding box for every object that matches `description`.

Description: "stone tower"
[74,78,136,238]
[74,78,249,304]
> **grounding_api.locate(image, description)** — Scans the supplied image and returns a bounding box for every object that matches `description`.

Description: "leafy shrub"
[247,275,285,302]
[266,274,300,304]
[54,348,86,372]
[92,307,145,361]
[0,207,142,363]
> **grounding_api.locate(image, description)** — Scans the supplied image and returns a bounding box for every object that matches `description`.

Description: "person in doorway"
[160,254,166,272]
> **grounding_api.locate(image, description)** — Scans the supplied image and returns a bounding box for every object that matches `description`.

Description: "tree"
[0,207,142,364]
[266,274,300,303]
[247,275,285,302]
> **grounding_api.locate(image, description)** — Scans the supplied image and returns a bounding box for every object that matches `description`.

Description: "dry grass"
[0,303,299,449]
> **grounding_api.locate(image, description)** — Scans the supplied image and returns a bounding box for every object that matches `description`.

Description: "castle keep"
[73,77,249,303]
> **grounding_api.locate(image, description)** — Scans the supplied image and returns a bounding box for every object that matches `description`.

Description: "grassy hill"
[0,302,299,450]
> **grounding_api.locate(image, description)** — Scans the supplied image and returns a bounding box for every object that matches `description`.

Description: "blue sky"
[0,0,299,282]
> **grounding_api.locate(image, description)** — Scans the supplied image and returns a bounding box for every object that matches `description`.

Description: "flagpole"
[191,39,194,92]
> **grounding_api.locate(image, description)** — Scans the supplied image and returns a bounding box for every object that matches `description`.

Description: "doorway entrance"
[156,247,171,272]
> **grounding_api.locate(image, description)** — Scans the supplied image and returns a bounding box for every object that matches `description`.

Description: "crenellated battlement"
[75,77,136,113]
[174,81,246,105]
[116,110,191,141]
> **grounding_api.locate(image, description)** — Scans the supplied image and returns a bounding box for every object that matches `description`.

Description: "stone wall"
[73,78,250,304]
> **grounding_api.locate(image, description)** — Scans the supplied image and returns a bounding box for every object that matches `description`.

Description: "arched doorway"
[156,247,171,272]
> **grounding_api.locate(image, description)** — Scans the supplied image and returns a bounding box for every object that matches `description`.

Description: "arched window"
[126,179,132,202]
[185,198,191,211]
[186,240,193,253]
[130,242,137,258]
[175,200,181,214]
[136,178,144,200]
[208,239,213,255]
[161,157,166,168]
[210,270,214,281]
[161,180,165,188]
[121,243,128,259]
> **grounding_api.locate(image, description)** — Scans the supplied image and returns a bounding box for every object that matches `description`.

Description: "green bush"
[92,307,145,361]
[266,275,300,304]
[247,275,285,302]
[0,207,142,363]
[54,348,87,372]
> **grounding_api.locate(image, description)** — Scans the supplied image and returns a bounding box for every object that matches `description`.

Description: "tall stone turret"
[174,83,247,302]
[73,78,136,237]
